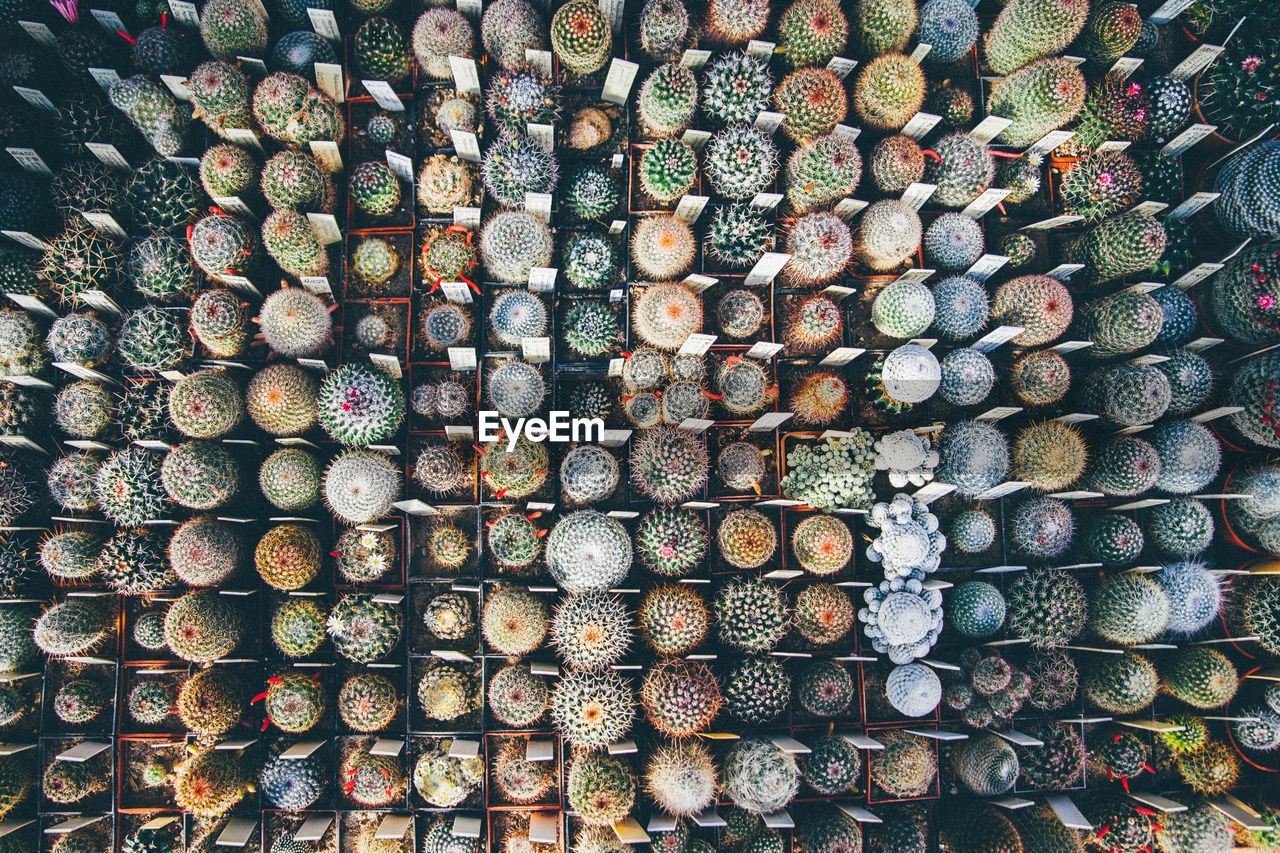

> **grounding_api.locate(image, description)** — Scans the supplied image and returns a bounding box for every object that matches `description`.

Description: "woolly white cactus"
[865,494,945,579]
[873,429,939,488]
[880,344,941,405]
[886,662,942,717]
[859,576,944,664]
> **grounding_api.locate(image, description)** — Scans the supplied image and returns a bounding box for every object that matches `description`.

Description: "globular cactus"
[936,345,993,404]
[1078,363,1171,427]
[705,127,778,201]
[715,575,789,652]
[270,598,326,658]
[632,278,701,345]
[187,60,252,140]
[989,57,1086,147]
[952,734,1019,797]
[982,0,1090,75]
[852,54,924,132]
[487,664,548,728]
[638,138,697,203]
[46,312,111,369]
[260,150,332,213]
[640,658,722,736]
[190,289,248,359]
[1085,512,1146,563]
[918,0,977,64]
[1090,573,1171,645]
[160,441,239,511]
[774,67,848,142]
[948,581,1006,638]
[869,730,936,798]
[1163,646,1237,710]
[637,62,697,138]
[339,672,400,733]
[1147,500,1214,558]
[636,508,707,576]
[1077,290,1164,358]
[949,510,996,554]
[350,161,402,217]
[546,510,632,594]
[785,211,855,286]
[165,591,242,664]
[780,0,849,66]
[200,144,258,199]
[930,276,989,340]
[991,275,1073,346]
[936,420,1009,497]
[480,135,556,208]
[552,669,634,746]
[481,0,545,69]
[1147,420,1221,495]
[108,76,190,156]
[639,583,708,655]
[723,738,799,814]
[259,447,322,512]
[1083,651,1158,714]
[1063,212,1167,285]
[870,134,925,193]
[1012,421,1087,492]
[245,73,336,146]
[787,370,849,427]
[1086,434,1163,496]
[703,51,773,126]
[637,0,692,62]
[872,279,935,339]
[785,132,862,215]
[922,213,984,272]
[549,0,612,76]
[411,8,476,79]
[923,133,995,209]
[188,212,260,285]
[487,360,546,419]
[317,363,405,446]
[323,449,402,525]
[167,512,241,584]
[854,200,921,273]
[479,210,554,284]
[1078,1,1142,64]
[329,594,403,663]
[1060,151,1144,220]
[1009,497,1075,559]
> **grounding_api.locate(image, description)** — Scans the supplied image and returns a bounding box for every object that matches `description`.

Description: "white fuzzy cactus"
[873,429,939,488]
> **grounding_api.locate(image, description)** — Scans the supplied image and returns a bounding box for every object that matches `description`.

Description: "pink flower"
[1243,56,1263,73]
[1098,172,1113,187]
[1260,295,1275,310]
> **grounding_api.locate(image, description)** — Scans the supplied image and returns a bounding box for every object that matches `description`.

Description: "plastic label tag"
[86,142,129,170]
[363,80,404,111]
[969,115,1012,144]
[601,59,639,106]
[826,56,857,78]
[313,63,344,103]
[450,55,481,95]
[12,87,57,114]
[161,74,191,100]
[386,150,414,183]
[308,8,340,40]
[900,112,941,139]
[901,182,937,209]
[307,213,342,245]
[6,147,52,177]
[673,195,708,223]
[169,0,199,26]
